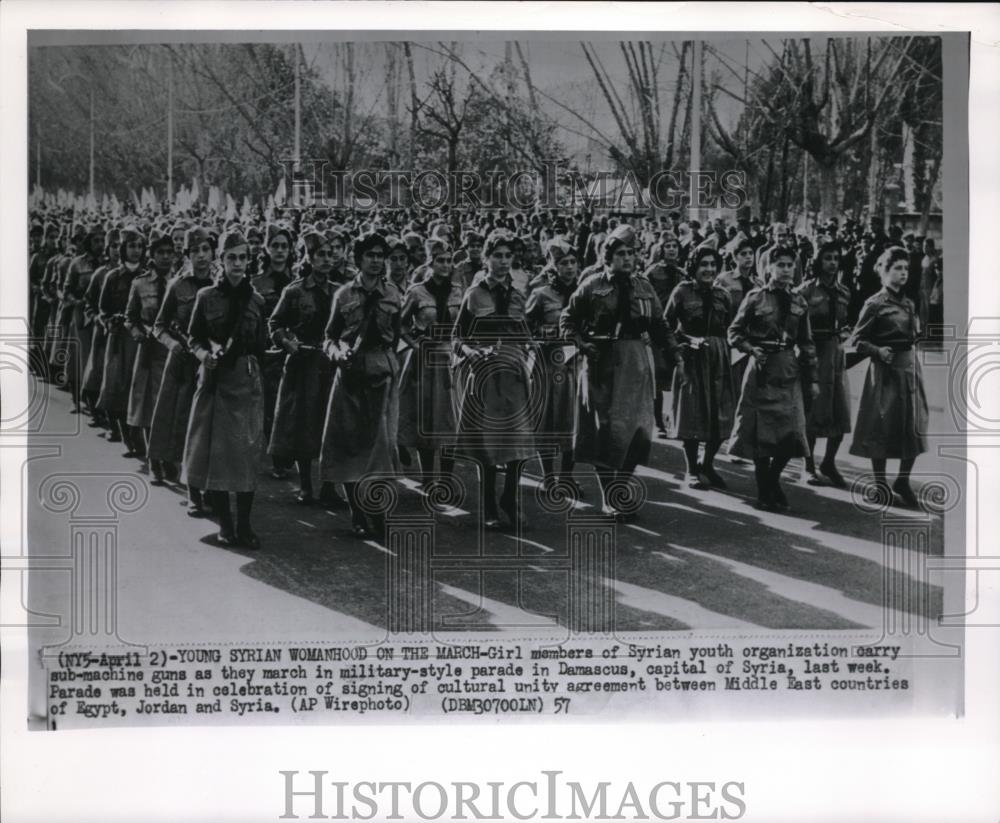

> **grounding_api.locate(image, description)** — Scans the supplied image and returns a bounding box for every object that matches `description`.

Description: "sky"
[302,37,778,161]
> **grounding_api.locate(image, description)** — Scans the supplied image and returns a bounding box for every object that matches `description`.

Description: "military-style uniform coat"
[320,274,402,484]
[644,261,685,390]
[663,279,735,442]
[727,283,817,459]
[397,276,464,450]
[452,273,537,465]
[147,270,214,465]
[251,268,290,436]
[267,272,335,461]
[47,254,74,368]
[181,278,268,493]
[97,263,142,416]
[60,253,102,390]
[525,277,577,453]
[29,248,54,342]
[794,275,853,438]
[125,270,170,428]
[81,265,112,395]
[848,287,928,459]
[41,253,65,360]
[560,269,676,471]
[714,269,761,312]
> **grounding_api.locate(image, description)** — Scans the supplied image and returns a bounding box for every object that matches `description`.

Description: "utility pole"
[802,152,808,230]
[690,40,702,222]
[36,137,42,191]
[167,56,174,203]
[294,44,301,169]
[88,89,95,199]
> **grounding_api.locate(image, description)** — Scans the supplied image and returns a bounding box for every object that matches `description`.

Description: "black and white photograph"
[3,2,998,822]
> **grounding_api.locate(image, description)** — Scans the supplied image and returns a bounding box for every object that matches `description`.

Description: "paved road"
[24,359,948,647]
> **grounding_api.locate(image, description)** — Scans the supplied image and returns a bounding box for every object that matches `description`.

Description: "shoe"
[701,466,728,490]
[150,462,165,485]
[892,478,919,508]
[187,506,208,519]
[805,471,826,486]
[236,529,261,550]
[270,468,289,480]
[686,472,709,490]
[562,477,585,501]
[216,526,237,546]
[771,480,790,512]
[163,463,180,484]
[499,491,525,529]
[820,461,847,489]
[106,431,122,443]
[295,491,315,506]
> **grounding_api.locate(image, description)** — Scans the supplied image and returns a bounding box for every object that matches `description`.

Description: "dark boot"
[235,492,260,549]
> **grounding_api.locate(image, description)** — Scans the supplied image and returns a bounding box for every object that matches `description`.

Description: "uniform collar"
[602,268,633,283]
[351,272,385,295]
[483,271,509,290]
[304,273,331,291]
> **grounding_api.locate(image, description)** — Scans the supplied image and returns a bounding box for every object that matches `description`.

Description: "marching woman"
[560,225,681,519]
[61,225,107,415]
[397,237,464,486]
[795,241,853,487]
[727,245,818,511]
[386,235,413,295]
[81,229,119,430]
[148,227,217,509]
[452,229,537,529]
[714,236,760,310]
[124,233,174,482]
[663,246,736,489]
[268,229,339,507]
[253,224,295,479]
[715,235,762,466]
[97,227,147,454]
[848,246,928,508]
[524,238,581,493]
[643,231,685,434]
[320,233,402,538]
[182,230,268,550]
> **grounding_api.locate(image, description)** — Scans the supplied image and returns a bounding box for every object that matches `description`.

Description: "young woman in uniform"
[452,229,537,529]
[320,233,402,538]
[795,241,852,487]
[182,230,268,549]
[397,237,464,487]
[149,227,217,509]
[663,246,735,489]
[560,226,681,519]
[268,229,339,507]
[849,246,929,508]
[727,245,819,511]
[525,238,581,495]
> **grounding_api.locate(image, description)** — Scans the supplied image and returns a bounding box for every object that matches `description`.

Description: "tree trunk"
[919,153,941,237]
[403,42,418,169]
[818,158,838,220]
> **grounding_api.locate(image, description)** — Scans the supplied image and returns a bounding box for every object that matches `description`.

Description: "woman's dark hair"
[810,240,841,279]
[685,245,722,280]
[877,245,910,275]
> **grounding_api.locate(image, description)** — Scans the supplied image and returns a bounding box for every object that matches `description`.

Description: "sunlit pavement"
[24,355,949,645]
